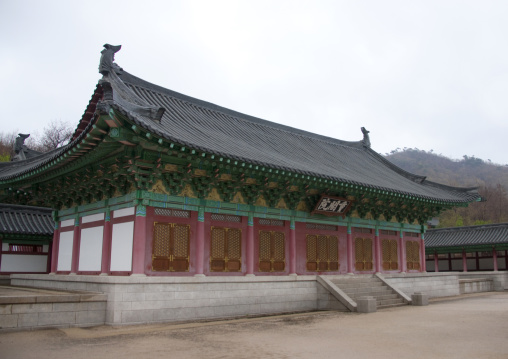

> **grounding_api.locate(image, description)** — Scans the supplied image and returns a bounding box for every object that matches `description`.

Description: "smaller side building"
[0,204,54,274]
[425,223,508,272]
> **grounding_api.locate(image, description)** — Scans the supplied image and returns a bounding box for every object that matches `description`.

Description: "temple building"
[0,44,481,278]
[425,223,508,272]
[0,204,53,274]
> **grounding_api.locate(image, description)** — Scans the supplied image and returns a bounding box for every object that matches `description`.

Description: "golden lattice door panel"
[355,237,373,271]
[382,239,398,270]
[259,230,285,272]
[406,241,420,270]
[210,227,242,272]
[152,222,190,272]
[306,235,339,271]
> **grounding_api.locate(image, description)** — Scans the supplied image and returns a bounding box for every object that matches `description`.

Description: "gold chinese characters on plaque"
[312,195,353,217]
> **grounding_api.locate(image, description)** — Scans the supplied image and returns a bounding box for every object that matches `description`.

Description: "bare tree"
[0,121,73,161]
[30,120,73,152]
[0,131,17,161]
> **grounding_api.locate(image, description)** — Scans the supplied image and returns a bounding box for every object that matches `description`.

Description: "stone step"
[330,277,378,284]
[378,302,408,310]
[331,281,384,289]
[377,298,405,306]
[342,287,394,296]
[349,293,398,302]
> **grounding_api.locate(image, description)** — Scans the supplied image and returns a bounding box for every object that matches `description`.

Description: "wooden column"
[289,218,296,275]
[50,223,60,274]
[100,209,112,275]
[70,218,80,274]
[194,207,205,276]
[462,250,468,272]
[400,230,406,273]
[131,205,147,275]
[421,234,427,272]
[493,248,498,271]
[434,252,439,272]
[347,223,354,273]
[246,213,255,276]
[374,228,381,273]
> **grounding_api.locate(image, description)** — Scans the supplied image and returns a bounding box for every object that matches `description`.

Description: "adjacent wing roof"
[0,204,54,235]
[426,223,508,248]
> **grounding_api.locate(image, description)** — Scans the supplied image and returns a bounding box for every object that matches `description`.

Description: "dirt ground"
[1,292,508,359]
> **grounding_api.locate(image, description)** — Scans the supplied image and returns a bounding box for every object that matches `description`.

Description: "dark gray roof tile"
[0,204,54,236]
[426,223,508,248]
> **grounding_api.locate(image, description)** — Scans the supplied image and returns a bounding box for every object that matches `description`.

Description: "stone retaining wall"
[6,272,508,329]
[0,291,106,331]
[10,275,331,326]
[382,272,507,298]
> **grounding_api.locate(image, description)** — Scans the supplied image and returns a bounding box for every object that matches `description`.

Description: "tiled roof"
[0,57,480,204]
[0,204,54,236]
[107,71,479,203]
[425,223,508,248]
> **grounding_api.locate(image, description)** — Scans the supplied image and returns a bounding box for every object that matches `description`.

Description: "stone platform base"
[2,272,507,330]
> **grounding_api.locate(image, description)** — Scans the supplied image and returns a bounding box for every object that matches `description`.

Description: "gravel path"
[1,292,507,359]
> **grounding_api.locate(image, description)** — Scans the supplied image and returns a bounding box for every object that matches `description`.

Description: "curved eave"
[110,103,480,206]
[0,117,99,184]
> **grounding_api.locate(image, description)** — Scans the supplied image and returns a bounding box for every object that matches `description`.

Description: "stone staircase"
[330,275,407,309]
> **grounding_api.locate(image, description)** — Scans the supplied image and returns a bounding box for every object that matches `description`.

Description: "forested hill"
[384,148,508,189]
[384,148,508,227]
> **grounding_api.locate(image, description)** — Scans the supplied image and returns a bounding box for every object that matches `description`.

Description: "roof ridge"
[427,222,508,232]
[118,70,367,150]
[0,203,53,213]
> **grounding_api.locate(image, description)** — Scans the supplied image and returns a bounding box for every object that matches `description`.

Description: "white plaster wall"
[110,221,134,271]
[113,207,134,218]
[79,226,104,271]
[61,219,75,227]
[81,213,105,224]
[1,243,8,251]
[58,231,74,271]
[0,254,48,272]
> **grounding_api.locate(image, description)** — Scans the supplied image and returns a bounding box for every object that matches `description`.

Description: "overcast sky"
[1,0,507,164]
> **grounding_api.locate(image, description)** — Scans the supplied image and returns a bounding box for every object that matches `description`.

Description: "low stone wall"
[459,278,493,294]
[10,274,332,326]
[0,290,106,331]
[381,272,508,299]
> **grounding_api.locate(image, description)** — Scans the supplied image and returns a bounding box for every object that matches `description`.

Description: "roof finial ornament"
[99,44,123,76]
[361,127,371,148]
[12,133,30,161]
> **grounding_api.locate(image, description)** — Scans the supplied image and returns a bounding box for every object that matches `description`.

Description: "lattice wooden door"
[381,239,398,270]
[152,222,190,272]
[406,241,420,270]
[259,230,285,272]
[306,235,339,271]
[355,237,373,271]
[210,227,242,272]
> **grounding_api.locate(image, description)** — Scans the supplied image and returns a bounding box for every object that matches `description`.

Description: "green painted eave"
[427,243,508,254]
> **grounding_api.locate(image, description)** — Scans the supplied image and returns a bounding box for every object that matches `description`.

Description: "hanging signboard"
[312,195,353,217]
